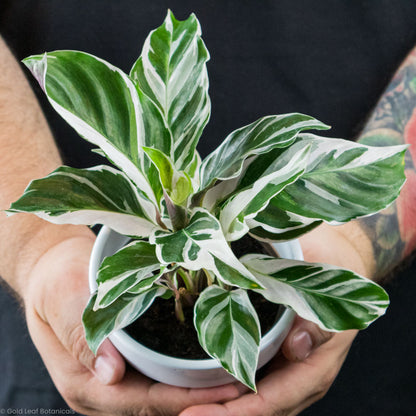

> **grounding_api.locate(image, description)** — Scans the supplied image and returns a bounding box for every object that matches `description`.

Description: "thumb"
[61,321,126,385]
[32,237,126,385]
[281,316,334,361]
[50,285,126,385]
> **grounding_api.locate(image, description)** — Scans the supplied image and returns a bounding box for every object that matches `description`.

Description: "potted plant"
[7,11,406,391]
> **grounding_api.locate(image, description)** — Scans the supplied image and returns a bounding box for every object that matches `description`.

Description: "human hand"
[22,233,243,416]
[180,328,356,416]
[180,223,372,416]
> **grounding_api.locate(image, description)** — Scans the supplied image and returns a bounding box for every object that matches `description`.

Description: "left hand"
[180,223,371,416]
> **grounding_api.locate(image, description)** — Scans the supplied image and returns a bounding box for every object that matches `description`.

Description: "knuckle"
[66,323,94,368]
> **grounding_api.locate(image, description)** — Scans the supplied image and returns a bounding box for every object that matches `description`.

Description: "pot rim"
[89,226,302,371]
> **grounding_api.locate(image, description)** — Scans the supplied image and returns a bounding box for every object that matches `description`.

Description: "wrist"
[299,222,376,279]
[24,232,95,324]
[1,214,95,299]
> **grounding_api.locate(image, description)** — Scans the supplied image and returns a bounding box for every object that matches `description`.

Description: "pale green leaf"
[242,254,389,331]
[143,147,193,205]
[194,286,261,390]
[7,165,158,236]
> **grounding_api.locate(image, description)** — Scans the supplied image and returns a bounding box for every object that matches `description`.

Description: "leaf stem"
[177,268,195,293]
[175,297,185,323]
[203,268,215,286]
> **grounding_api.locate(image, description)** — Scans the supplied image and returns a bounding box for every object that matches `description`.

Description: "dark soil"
[125,235,282,360]
[125,293,283,359]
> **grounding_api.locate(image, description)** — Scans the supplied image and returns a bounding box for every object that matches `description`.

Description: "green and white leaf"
[242,254,389,331]
[126,270,167,294]
[194,286,261,390]
[272,134,408,223]
[83,286,166,354]
[131,10,210,172]
[23,51,166,205]
[143,147,193,205]
[199,113,329,190]
[7,165,158,236]
[150,208,262,289]
[94,241,165,309]
[23,51,171,207]
[219,142,311,241]
[247,199,322,242]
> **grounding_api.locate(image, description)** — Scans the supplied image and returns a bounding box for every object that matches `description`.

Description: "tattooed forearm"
[356,47,416,279]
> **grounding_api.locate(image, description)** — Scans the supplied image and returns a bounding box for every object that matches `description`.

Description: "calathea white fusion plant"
[8,11,406,390]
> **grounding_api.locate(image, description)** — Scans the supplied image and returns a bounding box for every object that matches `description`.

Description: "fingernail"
[292,331,313,361]
[94,355,115,385]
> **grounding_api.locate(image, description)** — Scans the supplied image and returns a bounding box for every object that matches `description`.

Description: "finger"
[281,316,334,361]
[181,331,357,416]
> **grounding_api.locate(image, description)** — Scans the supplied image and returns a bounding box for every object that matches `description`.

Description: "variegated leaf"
[219,142,311,241]
[83,286,167,354]
[131,10,210,172]
[143,147,193,205]
[94,241,165,309]
[23,51,170,204]
[272,134,408,222]
[247,199,321,242]
[150,208,262,289]
[242,254,389,331]
[7,165,158,236]
[199,113,329,190]
[194,286,261,390]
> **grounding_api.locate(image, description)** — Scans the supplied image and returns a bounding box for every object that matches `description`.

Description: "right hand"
[22,234,243,415]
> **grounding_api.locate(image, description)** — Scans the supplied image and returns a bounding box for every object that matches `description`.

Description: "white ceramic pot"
[89,226,303,388]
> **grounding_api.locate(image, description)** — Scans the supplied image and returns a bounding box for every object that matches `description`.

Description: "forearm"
[301,46,416,282]
[0,37,93,296]
[351,45,416,280]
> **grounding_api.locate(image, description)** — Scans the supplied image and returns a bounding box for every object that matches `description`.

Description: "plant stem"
[175,297,185,323]
[164,190,188,230]
[177,268,195,293]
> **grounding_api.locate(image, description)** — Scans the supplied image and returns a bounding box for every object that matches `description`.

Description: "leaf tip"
[4,208,17,217]
[22,53,48,92]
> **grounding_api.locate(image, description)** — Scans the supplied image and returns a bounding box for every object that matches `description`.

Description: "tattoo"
[357,48,416,278]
